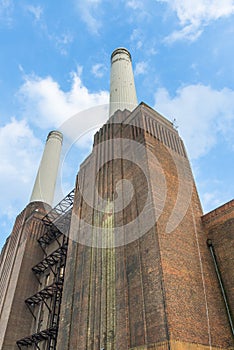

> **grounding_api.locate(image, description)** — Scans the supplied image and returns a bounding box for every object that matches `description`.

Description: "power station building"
[0,48,233,350]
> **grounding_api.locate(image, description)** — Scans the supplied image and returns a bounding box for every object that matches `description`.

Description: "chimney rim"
[47,130,63,142]
[111,47,132,62]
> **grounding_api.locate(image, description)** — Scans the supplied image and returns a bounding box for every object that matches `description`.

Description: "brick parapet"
[202,199,234,228]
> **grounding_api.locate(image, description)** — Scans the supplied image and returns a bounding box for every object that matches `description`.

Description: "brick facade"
[57,104,234,349]
[202,200,234,337]
[0,202,49,349]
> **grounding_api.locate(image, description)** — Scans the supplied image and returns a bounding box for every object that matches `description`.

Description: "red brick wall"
[202,200,234,336]
[0,202,49,349]
[57,105,234,349]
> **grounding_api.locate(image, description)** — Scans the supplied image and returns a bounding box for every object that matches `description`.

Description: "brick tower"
[0,131,66,349]
[0,49,233,350]
[56,49,234,349]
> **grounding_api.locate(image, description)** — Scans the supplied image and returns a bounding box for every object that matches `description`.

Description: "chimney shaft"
[30,130,63,206]
[109,47,138,117]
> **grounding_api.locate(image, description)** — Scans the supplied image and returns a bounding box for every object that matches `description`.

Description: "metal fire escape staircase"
[16,189,75,350]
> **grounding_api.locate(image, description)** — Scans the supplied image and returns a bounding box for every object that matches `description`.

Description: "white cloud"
[0,118,43,219]
[16,69,110,212]
[154,84,234,159]
[26,5,43,21]
[0,0,13,26]
[24,5,73,55]
[75,0,102,34]
[51,32,73,55]
[130,28,143,49]
[165,23,203,42]
[134,61,148,75]
[125,0,150,22]
[0,69,109,242]
[0,0,12,12]
[91,63,106,78]
[130,29,158,56]
[202,190,225,212]
[158,0,234,42]
[126,0,143,10]
[18,69,109,129]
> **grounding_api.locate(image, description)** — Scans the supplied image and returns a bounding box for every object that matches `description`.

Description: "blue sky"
[0,0,234,249]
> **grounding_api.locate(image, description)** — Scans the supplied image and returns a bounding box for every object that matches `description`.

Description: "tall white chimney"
[30,130,63,206]
[109,47,138,117]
